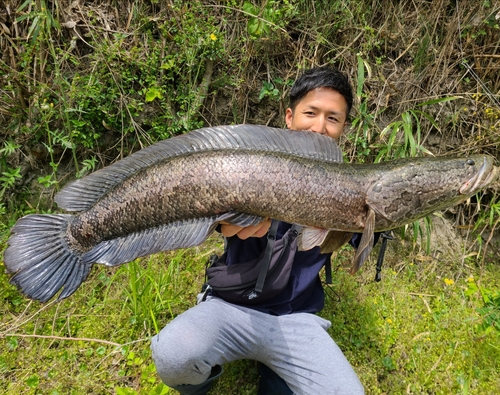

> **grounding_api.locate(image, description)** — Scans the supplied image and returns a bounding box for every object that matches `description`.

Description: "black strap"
[325,261,332,284]
[254,220,280,294]
[375,231,393,282]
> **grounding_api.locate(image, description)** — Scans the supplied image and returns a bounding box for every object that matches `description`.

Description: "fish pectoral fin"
[297,227,329,251]
[350,207,376,274]
[217,212,266,227]
[319,231,354,254]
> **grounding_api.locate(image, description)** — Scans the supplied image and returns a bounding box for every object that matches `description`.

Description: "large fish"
[4,125,498,302]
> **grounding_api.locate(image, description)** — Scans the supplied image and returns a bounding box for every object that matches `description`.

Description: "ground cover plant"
[1,0,500,394]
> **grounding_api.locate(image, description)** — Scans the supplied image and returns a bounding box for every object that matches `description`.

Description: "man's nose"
[309,116,327,134]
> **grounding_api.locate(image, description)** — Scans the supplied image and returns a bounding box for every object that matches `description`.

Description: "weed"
[348,55,378,162]
[242,0,296,39]
[243,1,278,38]
[465,278,500,334]
[0,141,22,205]
[376,96,461,162]
[76,157,98,179]
[259,77,293,101]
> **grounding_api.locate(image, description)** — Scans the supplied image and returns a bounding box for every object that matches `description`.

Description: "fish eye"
[466,159,475,166]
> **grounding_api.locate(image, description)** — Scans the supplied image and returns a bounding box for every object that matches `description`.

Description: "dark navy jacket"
[214,222,379,316]
[214,222,365,316]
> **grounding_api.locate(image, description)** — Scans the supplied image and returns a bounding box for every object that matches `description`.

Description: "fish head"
[459,155,498,194]
[366,155,498,228]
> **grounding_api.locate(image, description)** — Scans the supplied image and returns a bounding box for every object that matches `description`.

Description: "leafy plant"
[243,1,280,38]
[76,157,98,179]
[16,0,60,43]
[376,96,461,162]
[0,141,22,210]
[465,279,500,334]
[25,374,39,389]
[259,81,280,101]
[0,167,21,195]
[123,254,187,334]
[373,96,461,251]
[349,54,378,162]
[258,77,293,101]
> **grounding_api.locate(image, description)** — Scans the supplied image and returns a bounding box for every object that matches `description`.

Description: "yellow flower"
[210,33,217,41]
[444,278,454,286]
[386,318,393,324]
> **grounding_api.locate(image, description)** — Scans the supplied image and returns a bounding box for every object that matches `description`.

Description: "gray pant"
[151,296,364,395]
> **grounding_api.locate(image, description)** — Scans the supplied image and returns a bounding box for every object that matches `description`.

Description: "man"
[151,67,365,394]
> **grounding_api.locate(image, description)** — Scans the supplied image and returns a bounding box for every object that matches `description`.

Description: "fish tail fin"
[4,214,91,302]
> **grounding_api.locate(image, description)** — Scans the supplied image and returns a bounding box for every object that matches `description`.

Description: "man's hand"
[220,218,272,239]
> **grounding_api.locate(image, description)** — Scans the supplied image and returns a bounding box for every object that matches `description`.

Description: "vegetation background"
[0,0,499,394]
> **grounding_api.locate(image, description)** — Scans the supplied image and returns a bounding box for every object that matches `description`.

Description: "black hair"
[289,67,353,116]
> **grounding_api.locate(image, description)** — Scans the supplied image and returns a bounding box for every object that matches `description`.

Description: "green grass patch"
[0,237,221,395]
[323,258,500,394]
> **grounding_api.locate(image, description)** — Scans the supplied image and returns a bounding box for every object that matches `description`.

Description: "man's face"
[285,87,348,140]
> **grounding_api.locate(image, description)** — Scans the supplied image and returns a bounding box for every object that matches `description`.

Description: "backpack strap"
[254,222,302,294]
[254,219,280,294]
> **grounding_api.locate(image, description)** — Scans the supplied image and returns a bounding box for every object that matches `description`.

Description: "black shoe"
[171,365,223,395]
[257,363,293,395]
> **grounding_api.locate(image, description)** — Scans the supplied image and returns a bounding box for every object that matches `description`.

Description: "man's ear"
[285,108,293,128]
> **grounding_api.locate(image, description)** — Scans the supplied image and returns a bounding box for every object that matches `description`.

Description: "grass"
[1,229,499,394]
[324,258,500,394]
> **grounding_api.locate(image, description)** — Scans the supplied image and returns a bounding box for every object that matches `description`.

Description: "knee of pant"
[152,351,213,386]
[152,354,206,386]
[151,326,212,362]
[151,329,213,385]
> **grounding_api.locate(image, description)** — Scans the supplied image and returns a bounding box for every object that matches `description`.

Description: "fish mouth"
[460,157,499,194]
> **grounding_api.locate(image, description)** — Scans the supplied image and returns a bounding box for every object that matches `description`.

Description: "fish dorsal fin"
[55,125,343,212]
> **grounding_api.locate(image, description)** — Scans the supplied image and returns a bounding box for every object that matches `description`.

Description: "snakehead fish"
[4,125,498,302]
